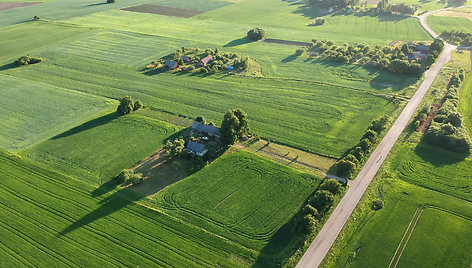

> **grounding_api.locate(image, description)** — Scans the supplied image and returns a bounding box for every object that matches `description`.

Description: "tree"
[359,138,372,153]
[164,138,186,158]
[247,28,266,41]
[297,214,318,235]
[220,108,250,145]
[309,190,334,213]
[303,204,319,218]
[429,39,444,55]
[401,44,411,55]
[133,100,143,111]
[336,159,356,178]
[377,0,388,10]
[362,129,377,143]
[388,59,410,74]
[369,116,389,133]
[319,179,342,195]
[118,96,134,115]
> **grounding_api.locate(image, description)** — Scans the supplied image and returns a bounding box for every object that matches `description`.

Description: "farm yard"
[1,0,472,266]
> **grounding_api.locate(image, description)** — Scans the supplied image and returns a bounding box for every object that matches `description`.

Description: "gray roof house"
[192,121,220,137]
[187,141,208,157]
[165,60,179,69]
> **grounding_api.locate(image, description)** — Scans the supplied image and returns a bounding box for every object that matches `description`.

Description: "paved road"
[296,9,459,268]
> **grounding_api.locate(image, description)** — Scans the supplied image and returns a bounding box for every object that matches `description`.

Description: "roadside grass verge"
[0,74,114,152]
[25,113,181,185]
[0,151,255,267]
[148,150,321,253]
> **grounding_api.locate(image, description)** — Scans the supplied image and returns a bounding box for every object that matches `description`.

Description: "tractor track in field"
[296,6,463,268]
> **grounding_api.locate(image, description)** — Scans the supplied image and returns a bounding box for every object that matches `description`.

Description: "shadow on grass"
[0,62,19,72]
[142,67,167,76]
[84,2,110,7]
[59,188,144,236]
[282,54,298,63]
[91,179,118,198]
[414,141,468,166]
[224,37,253,47]
[52,112,120,139]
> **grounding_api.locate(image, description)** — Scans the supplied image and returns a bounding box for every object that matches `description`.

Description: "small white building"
[187,141,208,157]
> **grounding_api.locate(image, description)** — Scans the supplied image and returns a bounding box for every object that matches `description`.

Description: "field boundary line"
[387,207,421,268]
[393,208,424,268]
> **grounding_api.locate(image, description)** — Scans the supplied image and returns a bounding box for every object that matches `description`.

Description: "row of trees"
[336,116,389,178]
[117,96,143,115]
[298,39,444,76]
[424,71,471,153]
[296,179,343,235]
[442,31,472,47]
[377,0,417,15]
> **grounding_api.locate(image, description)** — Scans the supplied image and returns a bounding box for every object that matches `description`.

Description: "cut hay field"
[0,151,255,267]
[0,75,114,152]
[25,113,182,185]
[428,15,472,35]
[150,150,320,263]
[324,180,472,268]
[1,23,399,158]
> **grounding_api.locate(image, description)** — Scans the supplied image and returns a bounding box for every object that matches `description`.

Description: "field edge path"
[296,7,460,268]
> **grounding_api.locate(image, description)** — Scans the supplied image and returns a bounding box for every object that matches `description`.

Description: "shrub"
[33,16,41,21]
[314,17,325,25]
[309,190,334,214]
[195,116,206,124]
[107,0,115,2]
[295,48,306,56]
[247,28,266,41]
[15,55,43,66]
[187,65,195,72]
[319,179,342,195]
[133,100,143,111]
[117,96,134,115]
[372,200,383,210]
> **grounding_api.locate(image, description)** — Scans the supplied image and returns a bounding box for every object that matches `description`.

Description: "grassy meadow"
[0,151,255,267]
[151,150,321,263]
[428,15,472,35]
[26,113,181,185]
[460,74,472,135]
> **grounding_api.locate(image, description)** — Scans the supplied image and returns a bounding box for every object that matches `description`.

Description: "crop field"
[460,74,472,135]
[325,180,472,268]
[25,113,181,185]
[1,23,399,158]
[428,15,472,35]
[0,75,114,151]
[0,151,255,267]
[151,150,320,258]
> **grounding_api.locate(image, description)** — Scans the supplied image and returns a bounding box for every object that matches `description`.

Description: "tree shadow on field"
[142,67,167,76]
[224,37,252,47]
[282,54,298,63]
[59,188,144,236]
[52,112,120,139]
[414,141,468,166]
[0,62,19,72]
[91,180,118,198]
[84,2,109,7]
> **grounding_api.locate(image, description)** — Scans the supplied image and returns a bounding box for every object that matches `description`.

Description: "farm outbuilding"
[165,60,179,69]
[198,55,213,66]
[181,55,191,62]
[192,121,220,137]
[187,141,208,157]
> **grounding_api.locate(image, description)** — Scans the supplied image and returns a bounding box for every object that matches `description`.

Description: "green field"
[460,74,472,135]
[26,113,181,185]
[428,15,472,35]
[1,23,399,158]
[150,150,321,263]
[0,151,255,267]
[0,75,114,151]
[325,179,472,268]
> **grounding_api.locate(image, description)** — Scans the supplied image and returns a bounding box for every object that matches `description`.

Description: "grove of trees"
[117,96,143,115]
[220,108,250,145]
[247,28,266,41]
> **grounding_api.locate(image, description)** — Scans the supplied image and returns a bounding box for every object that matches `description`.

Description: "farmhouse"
[198,55,213,66]
[192,121,220,137]
[181,55,191,62]
[165,60,179,69]
[187,141,208,157]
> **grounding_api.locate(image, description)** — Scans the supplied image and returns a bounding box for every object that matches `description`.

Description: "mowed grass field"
[325,180,472,268]
[428,15,472,35]
[151,150,320,262]
[26,113,181,185]
[460,74,472,135]
[2,23,399,158]
[0,151,255,267]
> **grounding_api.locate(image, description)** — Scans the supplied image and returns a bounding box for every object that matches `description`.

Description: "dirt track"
[0,2,41,11]
[296,7,460,268]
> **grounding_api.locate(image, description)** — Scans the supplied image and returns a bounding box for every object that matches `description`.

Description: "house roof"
[192,121,220,136]
[165,60,178,68]
[187,141,205,153]
[181,55,191,61]
[200,55,213,65]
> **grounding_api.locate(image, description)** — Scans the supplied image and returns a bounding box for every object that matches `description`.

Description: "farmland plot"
[26,113,181,185]
[152,150,320,251]
[0,151,254,267]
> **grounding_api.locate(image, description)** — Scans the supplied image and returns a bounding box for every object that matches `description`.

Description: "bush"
[195,116,206,124]
[309,190,334,213]
[15,55,43,65]
[314,17,325,25]
[372,200,383,210]
[133,100,143,111]
[186,65,195,72]
[319,179,342,195]
[295,48,306,56]
[33,16,41,21]
[117,96,134,115]
[247,28,266,41]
